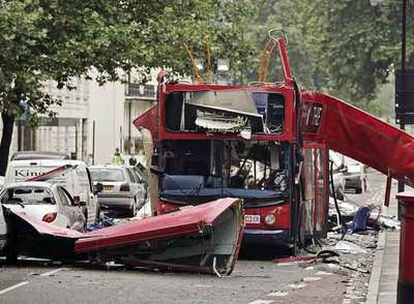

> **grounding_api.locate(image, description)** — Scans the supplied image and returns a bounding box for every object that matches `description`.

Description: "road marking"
[248,300,274,304]
[267,291,288,297]
[40,268,63,277]
[287,283,307,289]
[315,270,331,276]
[303,276,321,282]
[194,284,212,288]
[0,281,29,295]
[0,267,63,296]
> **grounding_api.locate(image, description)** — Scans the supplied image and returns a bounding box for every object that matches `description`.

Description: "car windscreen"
[1,187,55,205]
[89,168,125,182]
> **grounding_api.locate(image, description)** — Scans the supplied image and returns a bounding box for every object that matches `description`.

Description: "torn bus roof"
[302,91,414,186]
[188,90,261,118]
[76,198,242,251]
[3,198,243,275]
[183,90,264,133]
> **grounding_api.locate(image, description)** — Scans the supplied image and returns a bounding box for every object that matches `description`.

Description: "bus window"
[164,91,285,135]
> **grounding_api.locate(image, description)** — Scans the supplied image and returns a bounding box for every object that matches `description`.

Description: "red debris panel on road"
[302,91,414,187]
[76,197,242,252]
[4,198,243,275]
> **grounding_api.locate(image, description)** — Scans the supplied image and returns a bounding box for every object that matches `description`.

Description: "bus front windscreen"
[159,139,289,205]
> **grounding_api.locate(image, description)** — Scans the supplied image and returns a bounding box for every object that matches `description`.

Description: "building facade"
[6,72,157,165]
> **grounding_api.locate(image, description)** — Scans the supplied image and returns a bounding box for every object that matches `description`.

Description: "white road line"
[0,267,63,296]
[315,270,331,276]
[0,281,29,295]
[303,276,321,282]
[40,268,63,277]
[287,283,307,289]
[267,291,288,297]
[248,300,275,304]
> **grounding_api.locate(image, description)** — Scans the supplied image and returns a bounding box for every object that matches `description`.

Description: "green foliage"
[1,0,410,120]
[0,0,258,119]
[252,0,414,116]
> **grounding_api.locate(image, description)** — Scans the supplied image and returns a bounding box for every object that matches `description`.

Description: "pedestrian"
[111,148,124,165]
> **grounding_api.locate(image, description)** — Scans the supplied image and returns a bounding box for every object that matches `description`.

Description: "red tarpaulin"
[302,91,414,187]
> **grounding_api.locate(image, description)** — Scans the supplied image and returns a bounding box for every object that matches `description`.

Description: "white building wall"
[87,80,125,165]
[1,68,161,164]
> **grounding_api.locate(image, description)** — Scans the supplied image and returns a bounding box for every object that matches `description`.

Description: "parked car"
[132,163,148,201]
[0,204,7,257]
[89,165,146,217]
[0,182,86,231]
[329,151,346,200]
[4,159,100,225]
[344,158,367,193]
[10,151,70,161]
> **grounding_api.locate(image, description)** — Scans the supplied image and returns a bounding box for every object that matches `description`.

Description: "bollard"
[396,192,414,304]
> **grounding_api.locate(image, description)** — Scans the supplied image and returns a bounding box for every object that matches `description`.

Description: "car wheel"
[5,249,17,264]
[84,210,88,227]
[335,189,344,201]
[5,238,17,265]
[96,206,101,220]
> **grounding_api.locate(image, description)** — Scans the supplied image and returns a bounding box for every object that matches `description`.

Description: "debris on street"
[2,198,244,276]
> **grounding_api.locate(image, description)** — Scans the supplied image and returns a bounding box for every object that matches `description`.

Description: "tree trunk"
[0,113,15,176]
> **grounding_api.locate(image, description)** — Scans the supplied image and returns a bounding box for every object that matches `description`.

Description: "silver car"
[0,182,86,232]
[89,165,146,217]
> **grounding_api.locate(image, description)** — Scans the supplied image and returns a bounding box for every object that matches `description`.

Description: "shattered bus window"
[164,90,285,135]
[158,139,289,207]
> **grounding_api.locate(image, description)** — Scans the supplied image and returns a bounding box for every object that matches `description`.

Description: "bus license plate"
[103,185,113,192]
[244,215,260,224]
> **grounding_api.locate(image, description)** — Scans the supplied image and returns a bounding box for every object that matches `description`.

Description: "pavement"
[365,182,400,304]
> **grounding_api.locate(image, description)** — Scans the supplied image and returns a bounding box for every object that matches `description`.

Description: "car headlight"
[264,214,276,225]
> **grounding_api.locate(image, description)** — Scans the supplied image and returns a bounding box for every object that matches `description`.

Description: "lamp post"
[398,0,407,195]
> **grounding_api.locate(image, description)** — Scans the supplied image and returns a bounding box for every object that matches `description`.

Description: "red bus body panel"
[302,91,414,187]
[135,83,297,143]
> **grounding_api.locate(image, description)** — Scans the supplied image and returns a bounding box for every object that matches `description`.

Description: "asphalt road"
[0,259,333,304]
[0,169,389,304]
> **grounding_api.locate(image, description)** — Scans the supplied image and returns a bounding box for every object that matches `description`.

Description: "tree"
[0,0,258,174]
[250,0,414,115]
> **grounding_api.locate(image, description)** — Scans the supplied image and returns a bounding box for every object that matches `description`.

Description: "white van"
[4,159,99,225]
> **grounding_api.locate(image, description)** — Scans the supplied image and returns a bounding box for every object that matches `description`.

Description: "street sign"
[395,69,414,124]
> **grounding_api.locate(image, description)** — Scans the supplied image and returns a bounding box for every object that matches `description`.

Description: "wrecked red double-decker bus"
[134,36,330,251]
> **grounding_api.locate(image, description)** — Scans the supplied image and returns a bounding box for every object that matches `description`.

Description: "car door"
[129,169,145,203]
[56,186,84,230]
[125,168,141,202]
[85,167,99,223]
[0,205,7,252]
